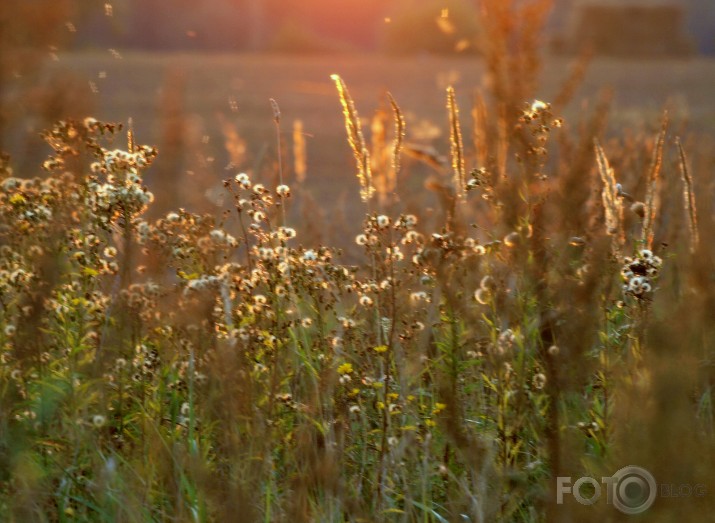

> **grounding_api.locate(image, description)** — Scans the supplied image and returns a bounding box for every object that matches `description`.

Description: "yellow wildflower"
[337,363,353,375]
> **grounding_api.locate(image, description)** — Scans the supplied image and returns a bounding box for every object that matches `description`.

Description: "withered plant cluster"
[1,1,714,522]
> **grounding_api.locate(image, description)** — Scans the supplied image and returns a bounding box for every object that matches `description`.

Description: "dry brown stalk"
[642,112,668,249]
[676,137,699,252]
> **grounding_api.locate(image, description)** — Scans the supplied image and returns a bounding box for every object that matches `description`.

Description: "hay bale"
[563,4,694,57]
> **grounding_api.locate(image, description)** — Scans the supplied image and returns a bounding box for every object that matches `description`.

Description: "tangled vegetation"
[1,1,714,522]
[0,79,713,521]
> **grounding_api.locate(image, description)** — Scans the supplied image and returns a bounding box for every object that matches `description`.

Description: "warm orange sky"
[263,0,389,19]
[264,0,392,43]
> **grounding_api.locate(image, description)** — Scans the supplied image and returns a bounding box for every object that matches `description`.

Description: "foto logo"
[556,466,657,515]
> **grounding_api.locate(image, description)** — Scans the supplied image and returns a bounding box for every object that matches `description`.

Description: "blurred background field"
[4,51,715,249]
[2,2,715,521]
[2,1,715,243]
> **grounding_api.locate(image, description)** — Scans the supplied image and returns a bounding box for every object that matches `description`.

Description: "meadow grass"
[1,2,715,522]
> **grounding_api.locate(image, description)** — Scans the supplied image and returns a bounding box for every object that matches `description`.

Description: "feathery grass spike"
[472,91,488,167]
[447,86,466,200]
[293,119,307,184]
[387,92,405,179]
[594,140,623,247]
[270,98,281,125]
[371,110,387,177]
[331,74,374,203]
[676,137,699,252]
[642,112,668,249]
[127,117,134,153]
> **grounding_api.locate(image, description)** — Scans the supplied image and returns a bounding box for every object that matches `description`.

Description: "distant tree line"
[37,0,715,55]
[71,0,393,51]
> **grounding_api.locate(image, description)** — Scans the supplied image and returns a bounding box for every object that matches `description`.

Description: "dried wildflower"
[532,373,547,390]
[495,329,518,356]
[504,232,520,248]
[386,246,404,261]
[210,229,226,242]
[277,226,296,240]
[401,230,422,245]
[529,100,548,115]
[341,317,356,329]
[621,249,662,300]
[626,276,651,296]
[276,184,290,198]
[376,215,390,229]
[480,275,496,291]
[253,294,267,306]
[410,291,428,303]
[474,288,490,305]
[631,201,646,218]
